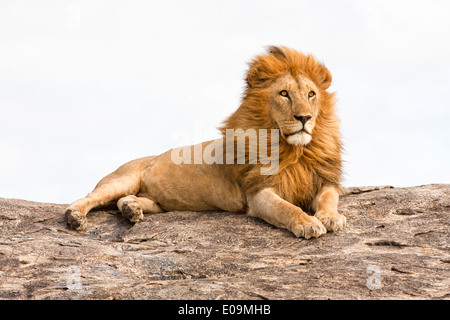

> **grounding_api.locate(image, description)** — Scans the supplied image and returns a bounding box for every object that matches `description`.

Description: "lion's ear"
[317,64,332,90]
[246,63,266,88]
[246,64,258,88]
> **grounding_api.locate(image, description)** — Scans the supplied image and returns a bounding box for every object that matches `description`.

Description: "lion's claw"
[66,209,87,231]
[291,215,327,239]
[315,210,346,232]
[119,200,144,223]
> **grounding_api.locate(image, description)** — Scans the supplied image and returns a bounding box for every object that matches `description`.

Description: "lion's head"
[220,46,342,204]
[261,72,320,146]
[240,46,333,146]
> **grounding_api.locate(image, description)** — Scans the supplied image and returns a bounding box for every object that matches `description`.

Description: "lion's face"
[269,73,320,146]
[222,46,333,148]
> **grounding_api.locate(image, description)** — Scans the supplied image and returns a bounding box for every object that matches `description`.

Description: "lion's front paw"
[66,209,87,231]
[315,210,346,232]
[291,215,327,239]
[118,197,144,223]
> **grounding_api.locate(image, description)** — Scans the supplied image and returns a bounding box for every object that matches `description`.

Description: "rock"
[0,184,449,300]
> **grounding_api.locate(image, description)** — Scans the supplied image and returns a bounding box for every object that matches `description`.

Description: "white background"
[0,0,449,204]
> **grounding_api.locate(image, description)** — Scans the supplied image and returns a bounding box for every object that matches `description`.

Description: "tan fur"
[65,46,346,239]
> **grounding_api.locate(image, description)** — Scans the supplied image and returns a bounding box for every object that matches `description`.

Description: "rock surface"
[0,184,448,300]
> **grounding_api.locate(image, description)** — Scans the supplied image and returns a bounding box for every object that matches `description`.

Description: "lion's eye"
[280,90,289,97]
[308,91,316,98]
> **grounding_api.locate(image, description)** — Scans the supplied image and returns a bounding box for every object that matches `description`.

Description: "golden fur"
[65,46,346,239]
[220,46,342,212]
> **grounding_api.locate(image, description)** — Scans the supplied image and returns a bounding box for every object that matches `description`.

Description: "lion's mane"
[219,46,343,212]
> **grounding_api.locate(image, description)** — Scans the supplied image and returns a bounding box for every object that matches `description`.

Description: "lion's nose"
[294,115,312,125]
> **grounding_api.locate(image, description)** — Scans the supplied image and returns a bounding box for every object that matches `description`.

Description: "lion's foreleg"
[312,185,346,232]
[246,188,327,239]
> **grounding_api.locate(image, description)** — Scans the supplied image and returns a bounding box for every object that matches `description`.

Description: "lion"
[65,46,346,239]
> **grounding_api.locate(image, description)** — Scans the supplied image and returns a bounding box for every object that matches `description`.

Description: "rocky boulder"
[0,184,448,299]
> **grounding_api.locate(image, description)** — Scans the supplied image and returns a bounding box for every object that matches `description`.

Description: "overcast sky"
[0,0,449,204]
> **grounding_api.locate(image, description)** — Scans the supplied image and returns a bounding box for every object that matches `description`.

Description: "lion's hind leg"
[66,172,141,230]
[117,195,163,223]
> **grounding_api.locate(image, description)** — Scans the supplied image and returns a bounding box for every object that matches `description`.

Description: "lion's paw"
[118,197,144,223]
[291,215,327,239]
[315,210,346,232]
[66,209,87,231]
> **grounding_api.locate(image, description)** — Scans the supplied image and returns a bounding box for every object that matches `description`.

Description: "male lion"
[66,46,346,239]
